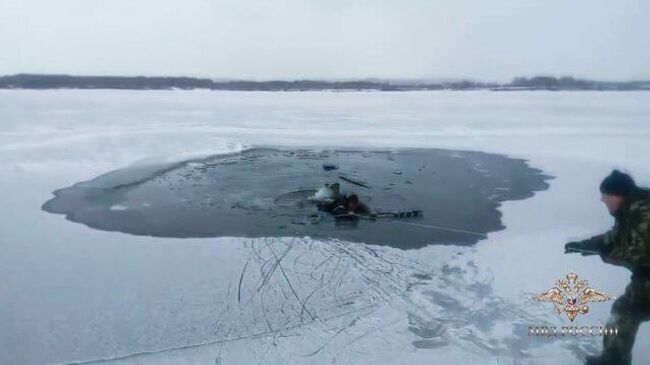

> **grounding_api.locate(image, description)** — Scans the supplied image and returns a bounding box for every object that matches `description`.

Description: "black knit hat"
[600,170,636,197]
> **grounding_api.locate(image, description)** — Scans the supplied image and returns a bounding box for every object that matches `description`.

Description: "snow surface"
[1,90,650,365]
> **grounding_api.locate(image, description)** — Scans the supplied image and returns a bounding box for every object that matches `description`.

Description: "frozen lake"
[1,90,650,364]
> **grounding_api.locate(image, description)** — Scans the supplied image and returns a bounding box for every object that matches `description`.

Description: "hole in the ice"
[42,148,551,249]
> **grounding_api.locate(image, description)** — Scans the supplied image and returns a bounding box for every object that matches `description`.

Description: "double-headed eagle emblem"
[531,272,614,321]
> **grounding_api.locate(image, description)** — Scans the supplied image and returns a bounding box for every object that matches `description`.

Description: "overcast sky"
[2,0,648,81]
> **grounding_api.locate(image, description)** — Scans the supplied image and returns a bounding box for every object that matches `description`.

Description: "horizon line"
[3,73,650,84]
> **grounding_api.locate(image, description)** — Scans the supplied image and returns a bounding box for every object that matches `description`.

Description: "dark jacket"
[350,201,372,215]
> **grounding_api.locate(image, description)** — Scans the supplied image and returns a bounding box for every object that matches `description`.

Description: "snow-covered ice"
[1,90,649,364]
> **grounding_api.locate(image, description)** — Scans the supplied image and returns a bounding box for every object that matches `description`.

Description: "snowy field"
[1,90,649,365]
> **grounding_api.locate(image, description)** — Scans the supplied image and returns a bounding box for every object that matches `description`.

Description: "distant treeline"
[0,74,648,91]
[503,76,650,91]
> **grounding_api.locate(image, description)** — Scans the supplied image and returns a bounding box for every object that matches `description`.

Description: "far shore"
[2,74,649,92]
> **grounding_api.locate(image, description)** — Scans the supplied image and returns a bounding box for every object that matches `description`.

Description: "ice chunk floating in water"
[42,148,551,248]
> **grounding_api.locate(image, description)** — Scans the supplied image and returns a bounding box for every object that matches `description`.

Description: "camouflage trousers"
[601,275,650,364]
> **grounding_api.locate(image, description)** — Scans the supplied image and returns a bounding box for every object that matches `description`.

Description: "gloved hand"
[564,241,599,256]
[564,241,581,254]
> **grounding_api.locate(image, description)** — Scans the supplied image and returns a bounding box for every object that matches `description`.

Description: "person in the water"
[314,183,344,211]
[332,193,374,216]
[314,183,374,217]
